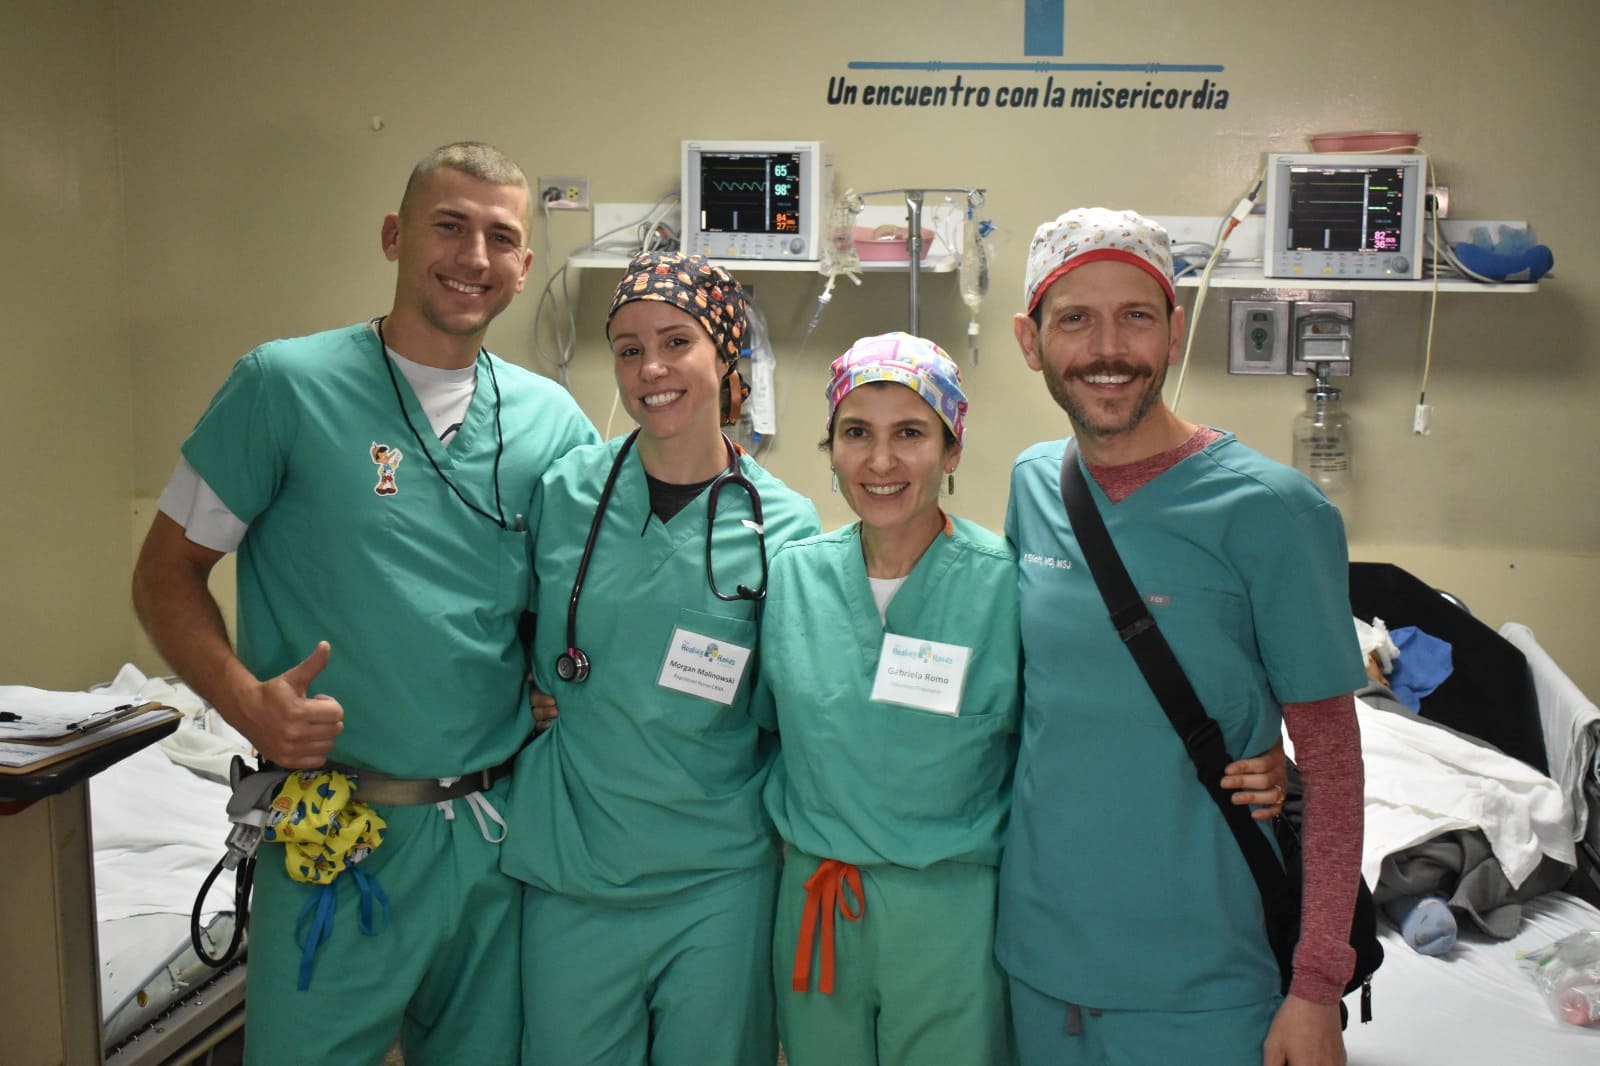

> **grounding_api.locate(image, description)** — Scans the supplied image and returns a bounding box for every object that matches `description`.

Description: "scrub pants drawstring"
[434,780,509,843]
[792,859,865,995]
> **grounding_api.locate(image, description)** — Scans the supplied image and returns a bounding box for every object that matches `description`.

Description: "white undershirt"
[867,575,907,625]
[157,323,478,553]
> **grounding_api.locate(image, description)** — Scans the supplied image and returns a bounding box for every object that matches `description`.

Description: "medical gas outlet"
[1228,300,1289,375]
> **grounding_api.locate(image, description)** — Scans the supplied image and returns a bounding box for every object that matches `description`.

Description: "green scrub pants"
[520,862,779,1066]
[243,778,522,1064]
[775,849,1012,1066]
[1009,974,1280,1066]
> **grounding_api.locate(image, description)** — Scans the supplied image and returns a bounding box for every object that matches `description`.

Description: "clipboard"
[0,703,181,774]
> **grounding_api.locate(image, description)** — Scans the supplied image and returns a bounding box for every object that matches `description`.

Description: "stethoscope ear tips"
[556,649,590,684]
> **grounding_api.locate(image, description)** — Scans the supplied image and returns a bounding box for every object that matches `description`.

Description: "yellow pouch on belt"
[263,770,387,885]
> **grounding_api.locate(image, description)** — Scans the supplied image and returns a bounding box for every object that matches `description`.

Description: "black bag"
[1274,765,1383,1022]
[1058,441,1381,1025]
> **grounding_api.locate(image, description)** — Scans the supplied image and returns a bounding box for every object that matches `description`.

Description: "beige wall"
[0,0,132,689]
[4,0,1596,695]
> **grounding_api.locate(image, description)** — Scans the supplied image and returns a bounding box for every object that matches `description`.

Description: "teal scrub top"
[502,437,821,903]
[995,434,1366,1011]
[182,324,598,778]
[759,518,1020,869]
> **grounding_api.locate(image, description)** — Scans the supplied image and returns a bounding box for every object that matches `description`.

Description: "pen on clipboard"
[67,703,142,734]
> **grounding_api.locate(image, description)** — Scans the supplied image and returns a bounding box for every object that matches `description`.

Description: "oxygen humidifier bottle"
[1292,382,1352,504]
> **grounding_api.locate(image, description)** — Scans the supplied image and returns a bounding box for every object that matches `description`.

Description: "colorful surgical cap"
[263,770,386,885]
[825,332,967,445]
[606,250,748,364]
[1023,207,1175,313]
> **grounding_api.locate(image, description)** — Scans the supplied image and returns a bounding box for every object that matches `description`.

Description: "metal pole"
[905,189,924,334]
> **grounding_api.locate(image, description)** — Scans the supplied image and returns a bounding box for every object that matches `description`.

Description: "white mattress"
[1344,891,1600,1064]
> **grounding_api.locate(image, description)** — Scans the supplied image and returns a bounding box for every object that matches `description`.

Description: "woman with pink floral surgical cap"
[753,331,1022,1064]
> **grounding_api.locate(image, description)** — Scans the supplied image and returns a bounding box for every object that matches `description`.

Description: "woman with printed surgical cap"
[753,333,1020,1064]
[499,251,821,1066]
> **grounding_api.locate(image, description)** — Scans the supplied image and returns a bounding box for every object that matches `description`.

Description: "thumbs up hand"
[232,641,346,768]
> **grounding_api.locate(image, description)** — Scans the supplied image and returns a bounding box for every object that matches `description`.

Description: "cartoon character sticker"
[371,442,402,496]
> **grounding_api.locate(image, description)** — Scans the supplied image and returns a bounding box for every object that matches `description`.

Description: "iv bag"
[959,216,990,359]
[822,193,861,278]
[959,218,988,311]
[745,299,777,437]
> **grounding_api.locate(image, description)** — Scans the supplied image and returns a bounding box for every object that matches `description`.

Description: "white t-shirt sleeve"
[156,458,249,553]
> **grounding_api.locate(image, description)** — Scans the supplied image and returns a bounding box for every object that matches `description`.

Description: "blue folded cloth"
[1386,626,1454,712]
[1452,241,1553,283]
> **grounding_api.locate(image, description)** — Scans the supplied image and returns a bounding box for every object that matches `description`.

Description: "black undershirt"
[646,473,716,523]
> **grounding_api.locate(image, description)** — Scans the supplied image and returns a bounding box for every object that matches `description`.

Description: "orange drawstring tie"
[791,859,865,995]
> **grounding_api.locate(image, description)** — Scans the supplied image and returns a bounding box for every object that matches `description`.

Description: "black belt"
[324,756,515,807]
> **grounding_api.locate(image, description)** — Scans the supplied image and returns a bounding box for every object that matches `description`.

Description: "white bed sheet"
[1345,891,1600,1065]
[88,665,252,1025]
[1354,694,1575,890]
[1501,622,1600,843]
[91,742,238,922]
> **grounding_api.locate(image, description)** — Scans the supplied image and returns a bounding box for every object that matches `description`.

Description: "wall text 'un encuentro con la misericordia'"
[824,74,1231,112]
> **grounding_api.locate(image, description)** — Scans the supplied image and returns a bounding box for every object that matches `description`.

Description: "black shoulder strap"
[1058,441,1294,937]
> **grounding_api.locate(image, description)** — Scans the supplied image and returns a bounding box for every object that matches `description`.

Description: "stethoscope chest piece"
[553,430,765,687]
[555,648,590,684]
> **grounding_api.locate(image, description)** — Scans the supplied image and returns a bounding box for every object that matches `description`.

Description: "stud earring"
[831,470,839,494]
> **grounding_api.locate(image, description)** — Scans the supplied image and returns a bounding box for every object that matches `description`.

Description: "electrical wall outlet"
[1228,299,1290,375]
[537,176,589,211]
[1290,301,1354,377]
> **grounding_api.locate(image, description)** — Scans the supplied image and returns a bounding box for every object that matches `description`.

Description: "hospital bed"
[89,666,253,1063]
[1339,563,1600,1064]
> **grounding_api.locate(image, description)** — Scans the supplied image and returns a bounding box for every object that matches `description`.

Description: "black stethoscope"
[374,316,523,532]
[555,429,767,684]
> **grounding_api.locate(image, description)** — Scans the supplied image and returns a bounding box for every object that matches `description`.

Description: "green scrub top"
[759,518,1020,869]
[996,434,1366,1011]
[502,437,821,903]
[182,325,598,777]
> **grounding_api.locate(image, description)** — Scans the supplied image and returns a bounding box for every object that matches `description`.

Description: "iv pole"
[847,187,985,335]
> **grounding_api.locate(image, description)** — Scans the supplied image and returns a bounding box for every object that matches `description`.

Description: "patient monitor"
[681,139,831,261]
[1265,153,1426,280]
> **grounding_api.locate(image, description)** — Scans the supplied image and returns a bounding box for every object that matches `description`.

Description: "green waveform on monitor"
[711,180,768,192]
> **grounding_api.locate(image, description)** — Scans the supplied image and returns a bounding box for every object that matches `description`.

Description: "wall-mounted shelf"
[570,201,961,275]
[1176,261,1536,294]
[1156,215,1539,294]
[572,200,970,333]
[567,251,956,274]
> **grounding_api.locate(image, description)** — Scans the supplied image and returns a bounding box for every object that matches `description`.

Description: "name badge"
[656,627,753,706]
[869,633,971,716]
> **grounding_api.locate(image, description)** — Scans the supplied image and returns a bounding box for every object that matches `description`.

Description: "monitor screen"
[1284,164,1409,255]
[1264,152,1423,280]
[698,152,803,236]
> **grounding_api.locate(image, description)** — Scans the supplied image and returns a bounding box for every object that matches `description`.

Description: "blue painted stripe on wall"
[847,60,1224,73]
[1024,0,1065,57]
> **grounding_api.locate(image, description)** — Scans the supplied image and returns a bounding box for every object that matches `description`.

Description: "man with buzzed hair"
[399,139,534,231]
[133,142,597,1062]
